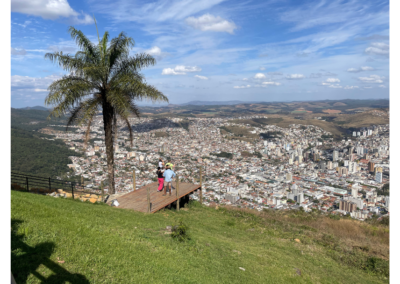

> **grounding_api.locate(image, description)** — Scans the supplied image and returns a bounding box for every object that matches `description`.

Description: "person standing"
[165,159,174,170]
[156,167,164,192]
[163,165,176,196]
[165,159,175,189]
[158,158,164,169]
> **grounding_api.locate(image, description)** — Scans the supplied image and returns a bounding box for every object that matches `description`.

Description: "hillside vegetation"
[11,128,80,177]
[11,191,388,283]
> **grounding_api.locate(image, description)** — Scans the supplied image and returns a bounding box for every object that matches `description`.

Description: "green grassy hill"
[11,191,389,283]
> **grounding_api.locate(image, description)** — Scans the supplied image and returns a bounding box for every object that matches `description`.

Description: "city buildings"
[45,114,389,220]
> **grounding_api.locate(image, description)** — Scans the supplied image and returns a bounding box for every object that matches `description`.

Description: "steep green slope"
[11,128,79,177]
[11,191,388,284]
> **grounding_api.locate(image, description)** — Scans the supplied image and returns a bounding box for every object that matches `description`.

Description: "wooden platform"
[116,182,201,213]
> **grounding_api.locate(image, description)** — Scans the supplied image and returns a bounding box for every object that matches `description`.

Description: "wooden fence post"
[199,167,202,204]
[71,182,74,199]
[26,177,29,192]
[101,181,104,202]
[132,170,136,191]
[176,175,180,211]
[147,187,151,213]
[49,177,51,192]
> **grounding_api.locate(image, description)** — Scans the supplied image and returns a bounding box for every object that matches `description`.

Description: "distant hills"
[181,100,260,106]
[17,106,50,111]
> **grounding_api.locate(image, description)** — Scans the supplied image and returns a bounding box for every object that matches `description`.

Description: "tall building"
[333,150,339,162]
[339,200,357,212]
[375,171,383,183]
[319,161,326,170]
[351,187,358,198]
[286,173,292,182]
[327,161,333,170]
[353,131,357,137]
[348,162,357,173]
[338,167,347,175]
[368,162,375,173]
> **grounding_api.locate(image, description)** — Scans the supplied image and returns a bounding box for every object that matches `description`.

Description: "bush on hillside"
[171,220,189,242]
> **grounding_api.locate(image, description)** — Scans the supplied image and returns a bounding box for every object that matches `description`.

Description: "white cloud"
[11,47,26,56]
[259,67,266,71]
[234,85,251,89]
[175,65,201,72]
[358,75,384,84]
[185,14,237,34]
[344,86,359,90]
[326,78,340,83]
[360,66,374,71]
[11,74,62,99]
[11,0,93,24]
[262,81,281,86]
[12,74,60,89]
[162,68,185,75]
[328,84,342,89]
[365,42,389,56]
[254,73,266,79]
[348,66,374,73]
[194,75,208,80]
[347,68,360,73]
[286,74,305,80]
[145,46,162,56]
[321,82,331,86]
[242,78,248,81]
[145,46,168,60]
[161,65,201,75]
[379,85,386,88]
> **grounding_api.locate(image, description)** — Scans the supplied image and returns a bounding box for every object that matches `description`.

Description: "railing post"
[26,177,29,192]
[101,181,104,202]
[49,177,51,192]
[147,187,151,213]
[132,170,136,191]
[199,167,203,204]
[71,182,74,199]
[176,175,180,211]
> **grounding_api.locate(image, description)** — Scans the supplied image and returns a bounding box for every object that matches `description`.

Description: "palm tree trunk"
[114,115,118,151]
[102,99,116,194]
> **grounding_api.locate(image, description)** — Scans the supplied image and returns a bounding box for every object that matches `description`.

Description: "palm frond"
[68,27,97,59]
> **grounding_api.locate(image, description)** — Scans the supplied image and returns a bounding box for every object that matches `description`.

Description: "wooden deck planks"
[116,182,200,213]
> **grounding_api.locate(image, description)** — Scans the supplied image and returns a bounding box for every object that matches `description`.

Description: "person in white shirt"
[158,158,164,169]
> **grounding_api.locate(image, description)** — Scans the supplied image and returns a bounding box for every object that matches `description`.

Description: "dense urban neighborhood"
[43,115,390,221]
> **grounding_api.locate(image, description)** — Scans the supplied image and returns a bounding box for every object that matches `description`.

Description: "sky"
[11,0,390,108]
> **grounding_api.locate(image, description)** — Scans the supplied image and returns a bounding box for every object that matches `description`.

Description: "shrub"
[171,220,189,242]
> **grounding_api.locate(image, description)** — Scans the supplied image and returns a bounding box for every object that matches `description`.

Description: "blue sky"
[11,0,389,107]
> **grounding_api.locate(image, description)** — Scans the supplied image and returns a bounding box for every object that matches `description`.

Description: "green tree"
[44,21,168,194]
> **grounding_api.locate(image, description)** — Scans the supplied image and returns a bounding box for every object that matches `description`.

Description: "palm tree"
[44,22,168,194]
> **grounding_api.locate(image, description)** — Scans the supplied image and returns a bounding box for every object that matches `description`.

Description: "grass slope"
[11,191,388,284]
